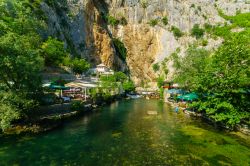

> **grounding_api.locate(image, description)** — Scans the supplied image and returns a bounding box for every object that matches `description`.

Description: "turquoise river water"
[0,99,250,165]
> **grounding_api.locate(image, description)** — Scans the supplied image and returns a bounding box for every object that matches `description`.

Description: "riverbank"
[2,94,124,135]
[165,100,250,135]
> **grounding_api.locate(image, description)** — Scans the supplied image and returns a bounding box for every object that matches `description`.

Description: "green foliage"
[107,15,119,27]
[149,19,158,27]
[227,12,250,28]
[41,37,68,66]
[152,63,160,72]
[113,38,127,61]
[162,16,168,25]
[191,24,205,39]
[122,81,135,93]
[173,33,250,127]
[70,100,84,111]
[0,0,44,92]
[0,92,39,131]
[218,9,250,28]
[173,46,210,89]
[171,26,183,38]
[157,76,164,89]
[100,72,135,94]
[204,23,213,31]
[70,58,90,75]
[0,0,49,131]
[201,40,208,46]
[170,52,181,70]
[140,0,148,8]
[197,6,202,11]
[114,72,128,83]
[120,17,128,26]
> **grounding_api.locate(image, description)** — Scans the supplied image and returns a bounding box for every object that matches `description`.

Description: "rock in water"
[147,111,158,115]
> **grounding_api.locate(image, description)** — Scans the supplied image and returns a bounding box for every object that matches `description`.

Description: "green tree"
[173,46,210,89]
[71,58,90,75]
[114,72,128,83]
[0,0,44,92]
[0,0,44,131]
[41,37,68,66]
[122,81,135,93]
[173,32,250,127]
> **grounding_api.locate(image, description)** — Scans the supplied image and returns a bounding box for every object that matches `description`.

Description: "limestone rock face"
[41,0,127,71]
[41,0,250,86]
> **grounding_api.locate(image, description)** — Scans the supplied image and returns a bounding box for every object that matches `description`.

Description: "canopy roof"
[49,85,70,90]
[65,80,97,89]
[177,93,198,101]
[97,64,106,67]
[167,89,185,94]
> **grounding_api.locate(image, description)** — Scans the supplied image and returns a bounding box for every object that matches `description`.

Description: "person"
[175,106,179,113]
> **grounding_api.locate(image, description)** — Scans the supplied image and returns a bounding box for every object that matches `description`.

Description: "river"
[0,99,249,165]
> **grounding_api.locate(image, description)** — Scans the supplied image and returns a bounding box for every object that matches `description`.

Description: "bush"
[162,16,168,25]
[120,17,128,26]
[149,19,158,27]
[107,15,119,27]
[171,26,183,38]
[0,92,39,131]
[202,40,208,46]
[204,23,213,31]
[141,0,148,8]
[191,24,205,39]
[152,63,160,72]
[122,81,135,93]
[71,100,84,111]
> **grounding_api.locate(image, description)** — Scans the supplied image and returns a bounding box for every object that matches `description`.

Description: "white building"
[96,64,114,75]
[96,64,109,73]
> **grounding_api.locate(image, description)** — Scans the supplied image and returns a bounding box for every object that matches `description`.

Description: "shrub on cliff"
[152,63,160,72]
[149,19,158,27]
[191,24,205,39]
[171,26,183,38]
[162,17,168,25]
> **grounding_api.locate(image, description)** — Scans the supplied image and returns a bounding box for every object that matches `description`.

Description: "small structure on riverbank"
[95,64,114,75]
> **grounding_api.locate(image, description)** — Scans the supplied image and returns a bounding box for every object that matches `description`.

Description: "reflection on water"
[0,99,249,165]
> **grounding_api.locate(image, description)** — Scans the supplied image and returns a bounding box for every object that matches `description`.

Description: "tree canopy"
[173,32,250,127]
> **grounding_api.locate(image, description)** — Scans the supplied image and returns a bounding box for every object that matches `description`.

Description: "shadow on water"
[0,99,249,165]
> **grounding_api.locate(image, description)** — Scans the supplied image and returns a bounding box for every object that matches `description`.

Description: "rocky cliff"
[41,0,250,86]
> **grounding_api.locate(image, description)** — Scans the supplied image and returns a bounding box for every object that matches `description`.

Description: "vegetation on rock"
[113,38,127,61]
[171,26,183,38]
[191,24,205,39]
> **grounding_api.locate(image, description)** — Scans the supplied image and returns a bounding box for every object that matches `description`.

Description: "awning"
[177,93,198,101]
[167,89,185,94]
[49,85,70,90]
